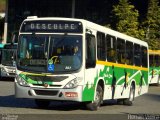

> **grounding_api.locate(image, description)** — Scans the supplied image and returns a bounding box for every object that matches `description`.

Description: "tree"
[143,0,160,49]
[0,17,4,42]
[112,0,145,39]
[0,0,6,13]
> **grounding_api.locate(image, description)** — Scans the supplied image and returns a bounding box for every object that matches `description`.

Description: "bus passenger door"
[83,33,97,101]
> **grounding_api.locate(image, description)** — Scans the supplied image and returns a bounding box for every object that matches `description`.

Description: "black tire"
[35,99,50,109]
[123,83,135,106]
[86,85,103,111]
[117,99,124,105]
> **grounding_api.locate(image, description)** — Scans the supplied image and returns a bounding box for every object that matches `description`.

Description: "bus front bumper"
[15,82,83,102]
[1,67,16,78]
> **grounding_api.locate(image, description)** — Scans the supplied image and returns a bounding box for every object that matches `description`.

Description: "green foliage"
[112,0,145,40]
[0,0,6,12]
[0,0,6,4]
[143,0,160,49]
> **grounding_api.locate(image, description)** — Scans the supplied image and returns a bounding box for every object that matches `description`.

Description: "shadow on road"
[0,95,119,111]
[0,95,86,111]
[143,93,160,102]
[40,100,118,111]
[0,77,14,82]
[0,95,35,108]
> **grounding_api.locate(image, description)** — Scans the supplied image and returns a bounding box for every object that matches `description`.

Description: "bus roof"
[0,43,4,48]
[21,17,148,47]
[148,49,160,55]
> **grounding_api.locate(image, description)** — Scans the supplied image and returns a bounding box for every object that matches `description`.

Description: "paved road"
[0,78,160,120]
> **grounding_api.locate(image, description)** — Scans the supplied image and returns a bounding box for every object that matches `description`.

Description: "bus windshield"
[17,34,82,73]
[149,54,160,67]
[1,49,16,66]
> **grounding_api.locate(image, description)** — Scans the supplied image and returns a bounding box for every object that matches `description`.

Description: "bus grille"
[32,84,62,87]
[34,90,58,96]
[26,75,68,82]
[9,73,16,76]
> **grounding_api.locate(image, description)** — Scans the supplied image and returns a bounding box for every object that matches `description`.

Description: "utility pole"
[3,0,8,43]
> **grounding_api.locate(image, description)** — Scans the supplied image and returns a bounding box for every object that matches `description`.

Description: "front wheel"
[123,83,135,106]
[85,85,103,111]
[35,99,50,109]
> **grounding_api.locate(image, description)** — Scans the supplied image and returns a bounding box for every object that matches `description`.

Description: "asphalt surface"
[0,78,160,120]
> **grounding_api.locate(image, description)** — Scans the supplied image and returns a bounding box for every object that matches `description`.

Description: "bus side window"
[157,55,160,67]
[149,55,154,66]
[106,35,117,63]
[117,38,125,64]
[86,33,96,68]
[126,41,133,65]
[97,32,106,61]
[141,46,148,67]
[134,44,141,66]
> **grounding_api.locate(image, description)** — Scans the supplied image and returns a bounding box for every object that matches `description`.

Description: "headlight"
[64,78,80,89]
[1,67,15,73]
[1,67,7,72]
[16,75,29,87]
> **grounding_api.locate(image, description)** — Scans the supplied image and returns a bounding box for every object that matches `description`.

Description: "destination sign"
[21,20,83,33]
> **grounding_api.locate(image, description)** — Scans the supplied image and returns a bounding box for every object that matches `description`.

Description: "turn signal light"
[65,92,78,97]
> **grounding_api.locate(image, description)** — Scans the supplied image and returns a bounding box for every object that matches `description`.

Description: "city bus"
[15,17,149,110]
[148,50,160,86]
[0,43,17,78]
[0,43,5,78]
[0,43,5,67]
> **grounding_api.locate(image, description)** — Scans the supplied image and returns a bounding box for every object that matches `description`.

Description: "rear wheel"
[35,99,50,109]
[117,99,124,105]
[86,85,103,111]
[123,83,135,106]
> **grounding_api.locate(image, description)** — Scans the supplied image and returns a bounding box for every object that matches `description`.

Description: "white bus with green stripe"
[15,17,149,110]
[149,50,160,86]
